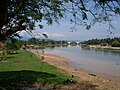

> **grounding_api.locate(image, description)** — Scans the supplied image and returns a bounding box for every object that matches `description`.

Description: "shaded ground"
[0,70,57,90]
[0,70,98,90]
[0,50,99,90]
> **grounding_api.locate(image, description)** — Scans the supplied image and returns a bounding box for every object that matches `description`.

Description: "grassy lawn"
[0,50,70,89]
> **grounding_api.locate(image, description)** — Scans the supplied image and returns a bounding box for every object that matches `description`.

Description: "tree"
[27,38,41,45]
[111,41,120,47]
[0,0,120,40]
[5,38,22,54]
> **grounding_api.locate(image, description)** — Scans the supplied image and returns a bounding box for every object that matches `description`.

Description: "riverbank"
[0,50,71,90]
[89,45,120,50]
[32,50,120,90]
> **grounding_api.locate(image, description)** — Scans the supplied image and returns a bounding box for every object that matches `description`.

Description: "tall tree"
[0,0,120,40]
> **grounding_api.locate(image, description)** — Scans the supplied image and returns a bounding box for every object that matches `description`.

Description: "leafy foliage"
[0,50,70,89]
[81,37,120,47]
[5,39,24,50]
[111,41,120,47]
[0,0,120,40]
[26,38,68,46]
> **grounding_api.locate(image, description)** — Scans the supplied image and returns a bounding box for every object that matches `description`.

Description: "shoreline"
[31,50,120,90]
[89,45,120,50]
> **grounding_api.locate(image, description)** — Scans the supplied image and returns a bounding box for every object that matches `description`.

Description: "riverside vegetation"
[81,37,120,47]
[0,50,99,90]
[0,37,120,89]
[0,50,70,89]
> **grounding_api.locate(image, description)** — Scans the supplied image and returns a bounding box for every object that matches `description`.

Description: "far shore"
[89,45,120,50]
[30,49,120,90]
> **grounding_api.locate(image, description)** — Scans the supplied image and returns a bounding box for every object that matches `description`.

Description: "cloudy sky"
[20,17,120,41]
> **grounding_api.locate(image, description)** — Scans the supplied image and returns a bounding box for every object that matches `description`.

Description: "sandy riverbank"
[31,50,120,90]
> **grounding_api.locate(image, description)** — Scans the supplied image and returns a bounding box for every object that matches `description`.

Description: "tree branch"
[0,26,25,40]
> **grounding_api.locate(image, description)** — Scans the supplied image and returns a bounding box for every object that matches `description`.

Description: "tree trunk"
[0,0,8,30]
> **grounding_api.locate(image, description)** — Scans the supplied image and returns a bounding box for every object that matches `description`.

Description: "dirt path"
[32,50,120,90]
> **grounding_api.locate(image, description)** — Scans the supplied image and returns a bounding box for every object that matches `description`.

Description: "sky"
[20,16,120,41]
[19,0,120,42]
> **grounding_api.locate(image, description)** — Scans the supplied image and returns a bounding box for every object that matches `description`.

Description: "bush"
[0,51,7,61]
[111,41,120,47]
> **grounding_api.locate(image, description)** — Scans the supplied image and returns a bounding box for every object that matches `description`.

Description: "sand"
[31,50,120,90]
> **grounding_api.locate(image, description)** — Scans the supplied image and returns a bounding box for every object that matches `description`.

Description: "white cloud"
[50,33,65,37]
[43,32,66,38]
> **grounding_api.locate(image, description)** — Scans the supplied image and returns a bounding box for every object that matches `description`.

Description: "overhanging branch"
[0,26,25,40]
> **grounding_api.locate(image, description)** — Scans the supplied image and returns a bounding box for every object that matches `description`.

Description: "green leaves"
[42,33,48,38]
[82,12,88,20]
[39,24,44,29]
[64,0,70,3]
[0,0,120,40]
[29,23,35,30]
[86,25,91,30]
[59,13,63,17]
[115,8,120,14]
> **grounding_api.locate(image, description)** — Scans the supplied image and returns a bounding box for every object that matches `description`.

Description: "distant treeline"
[0,38,68,51]
[81,37,120,47]
[25,38,68,45]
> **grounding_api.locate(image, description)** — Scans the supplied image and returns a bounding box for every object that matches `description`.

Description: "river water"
[41,45,120,77]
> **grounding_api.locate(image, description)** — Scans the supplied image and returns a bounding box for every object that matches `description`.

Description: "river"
[40,45,120,77]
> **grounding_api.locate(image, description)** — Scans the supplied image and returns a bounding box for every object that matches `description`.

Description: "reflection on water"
[45,45,120,57]
[46,46,55,49]
[41,45,120,76]
[81,46,120,57]
[45,45,69,49]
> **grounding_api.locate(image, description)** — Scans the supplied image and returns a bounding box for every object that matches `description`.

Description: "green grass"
[0,50,70,89]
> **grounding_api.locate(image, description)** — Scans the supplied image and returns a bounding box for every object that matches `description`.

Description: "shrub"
[111,41,120,47]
